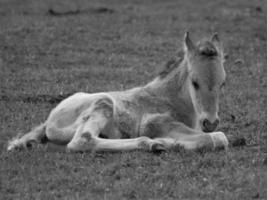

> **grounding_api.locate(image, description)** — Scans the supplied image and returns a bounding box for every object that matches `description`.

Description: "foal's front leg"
[169,125,228,150]
[169,127,228,150]
[157,128,228,151]
[143,114,229,151]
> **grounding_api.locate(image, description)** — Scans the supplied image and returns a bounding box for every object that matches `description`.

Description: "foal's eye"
[192,81,200,90]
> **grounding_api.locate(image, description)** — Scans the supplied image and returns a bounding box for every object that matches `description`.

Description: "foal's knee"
[67,132,96,152]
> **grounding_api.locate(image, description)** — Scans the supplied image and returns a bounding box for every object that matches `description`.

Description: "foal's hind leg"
[66,109,163,152]
[66,110,109,152]
[66,100,165,152]
[66,97,115,152]
[7,123,47,151]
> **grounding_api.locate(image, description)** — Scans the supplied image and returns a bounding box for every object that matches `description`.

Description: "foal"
[8,32,229,152]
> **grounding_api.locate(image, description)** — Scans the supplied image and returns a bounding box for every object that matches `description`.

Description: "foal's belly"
[112,110,140,139]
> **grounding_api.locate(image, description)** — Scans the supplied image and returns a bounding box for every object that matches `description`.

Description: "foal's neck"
[144,59,197,128]
[145,59,190,101]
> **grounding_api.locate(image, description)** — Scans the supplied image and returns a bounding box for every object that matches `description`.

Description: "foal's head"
[184,32,226,132]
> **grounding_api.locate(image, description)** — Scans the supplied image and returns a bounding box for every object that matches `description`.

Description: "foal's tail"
[7,123,48,151]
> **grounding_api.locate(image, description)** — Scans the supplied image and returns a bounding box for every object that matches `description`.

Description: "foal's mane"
[158,50,184,79]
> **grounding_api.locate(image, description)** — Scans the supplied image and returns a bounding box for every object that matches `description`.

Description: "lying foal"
[8,32,229,152]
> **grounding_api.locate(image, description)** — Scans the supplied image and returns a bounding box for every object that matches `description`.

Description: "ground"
[0,0,267,199]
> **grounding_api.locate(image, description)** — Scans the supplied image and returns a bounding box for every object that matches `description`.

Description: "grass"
[0,0,267,199]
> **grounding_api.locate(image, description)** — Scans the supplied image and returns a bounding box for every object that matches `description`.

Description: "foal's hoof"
[25,140,38,150]
[151,143,166,153]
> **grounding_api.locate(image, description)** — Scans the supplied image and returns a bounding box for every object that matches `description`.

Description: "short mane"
[158,50,184,79]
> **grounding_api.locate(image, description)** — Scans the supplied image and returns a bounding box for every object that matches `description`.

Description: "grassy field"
[0,0,267,199]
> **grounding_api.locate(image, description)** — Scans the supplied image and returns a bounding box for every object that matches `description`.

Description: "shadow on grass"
[47,7,115,17]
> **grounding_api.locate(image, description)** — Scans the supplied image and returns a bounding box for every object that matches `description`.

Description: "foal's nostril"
[203,119,209,129]
[202,119,219,132]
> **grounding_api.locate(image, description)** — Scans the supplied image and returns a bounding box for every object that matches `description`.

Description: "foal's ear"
[184,31,196,52]
[211,32,220,43]
[211,32,223,51]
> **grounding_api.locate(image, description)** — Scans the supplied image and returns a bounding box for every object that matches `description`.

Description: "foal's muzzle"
[202,118,219,132]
